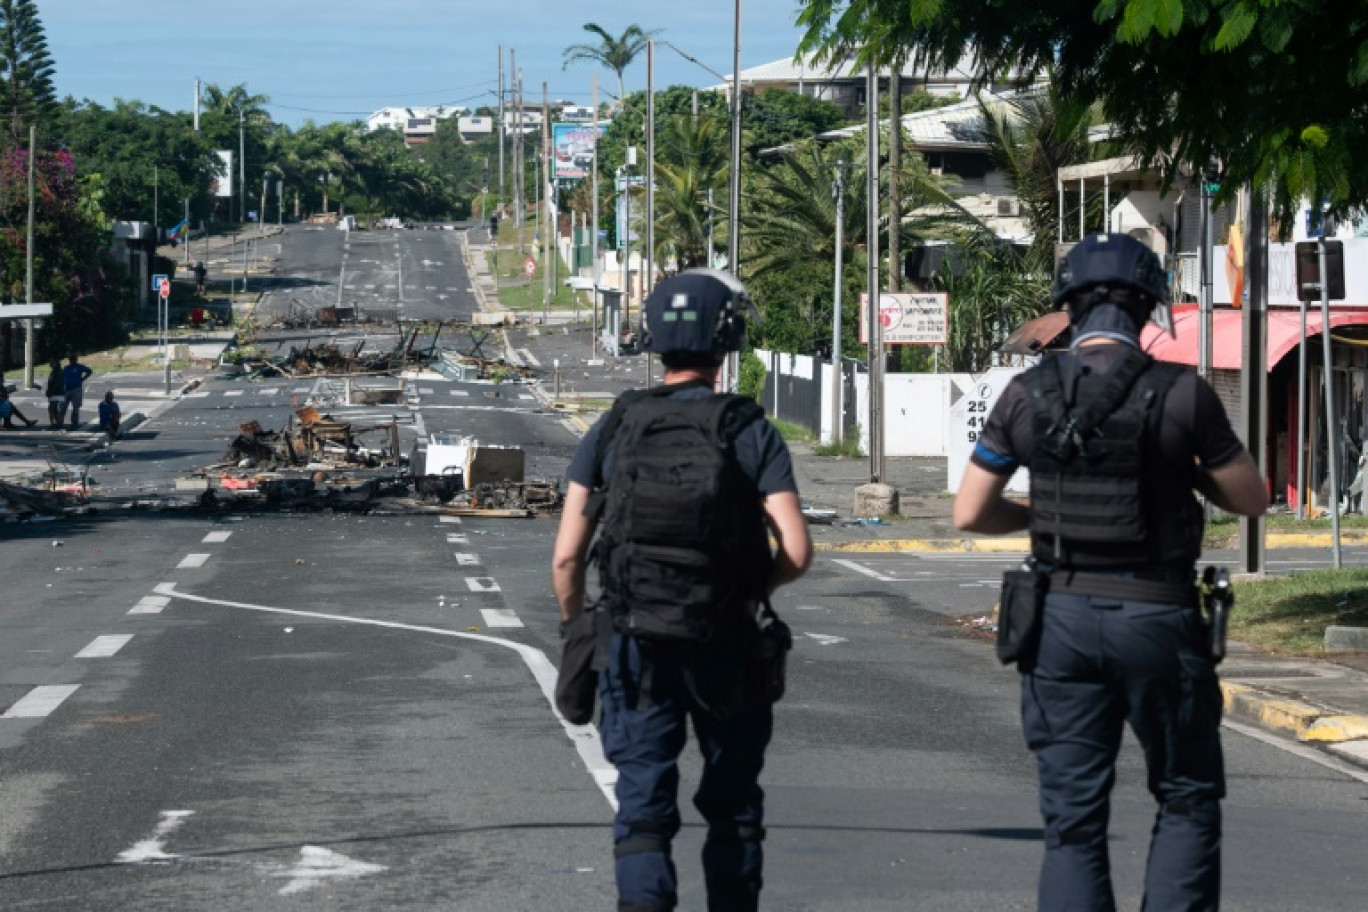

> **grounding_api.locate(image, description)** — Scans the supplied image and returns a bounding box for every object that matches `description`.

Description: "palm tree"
[652,114,728,271]
[562,23,657,111]
[0,0,55,144]
[974,74,1095,264]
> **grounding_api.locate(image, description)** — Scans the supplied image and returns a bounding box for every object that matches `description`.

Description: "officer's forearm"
[959,497,1030,534]
[552,557,587,622]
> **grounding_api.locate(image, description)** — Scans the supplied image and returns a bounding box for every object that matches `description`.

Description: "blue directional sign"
[151,273,168,292]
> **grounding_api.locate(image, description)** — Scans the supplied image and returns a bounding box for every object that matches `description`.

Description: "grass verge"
[769,417,813,443]
[487,224,587,316]
[1232,568,1368,655]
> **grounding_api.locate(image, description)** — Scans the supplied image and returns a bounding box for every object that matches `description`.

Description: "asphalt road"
[2,227,1367,909]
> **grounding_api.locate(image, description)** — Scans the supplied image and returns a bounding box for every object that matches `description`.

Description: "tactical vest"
[1023,349,1203,574]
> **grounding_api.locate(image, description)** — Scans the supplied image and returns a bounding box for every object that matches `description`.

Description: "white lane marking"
[440,515,462,524]
[259,387,280,396]
[449,390,469,397]
[292,387,310,394]
[418,387,434,395]
[76,635,134,658]
[187,391,211,399]
[223,390,244,397]
[116,810,194,863]
[480,608,524,628]
[177,553,211,569]
[153,584,619,808]
[276,846,387,896]
[831,559,895,582]
[202,531,232,544]
[446,533,469,544]
[3,685,80,719]
[465,577,500,592]
[804,632,848,646]
[454,553,479,566]
[518,394,535,401]
[1222,719,1368,784]
[129,593,171,615]
[518,348,541,367]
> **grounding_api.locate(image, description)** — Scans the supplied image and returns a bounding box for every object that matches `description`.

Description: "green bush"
[739,350,766,401]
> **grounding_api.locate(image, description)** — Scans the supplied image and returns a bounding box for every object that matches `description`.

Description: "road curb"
[1221,681,1368,743]
[812,537,1031,554]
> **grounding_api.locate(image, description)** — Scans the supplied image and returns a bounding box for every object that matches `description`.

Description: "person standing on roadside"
[953,234,1269,912]
[552,269,812,912]
[62,354,93,430]
[44,357,66,428]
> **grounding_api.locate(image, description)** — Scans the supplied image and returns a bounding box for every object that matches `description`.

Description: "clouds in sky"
[40,0,809,125]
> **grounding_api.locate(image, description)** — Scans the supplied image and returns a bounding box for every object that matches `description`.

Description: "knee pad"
[615,819,674,859]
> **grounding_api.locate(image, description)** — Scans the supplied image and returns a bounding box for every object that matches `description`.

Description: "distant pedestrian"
[193,262,207,296]
[44,357,65,428]
[0,388,37,429]
[98,391,121,437]
[62,354,93,429]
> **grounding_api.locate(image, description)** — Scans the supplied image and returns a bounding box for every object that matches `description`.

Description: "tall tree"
[0,0,55,144]
[796,0,1368,225]
[562,23,657,111]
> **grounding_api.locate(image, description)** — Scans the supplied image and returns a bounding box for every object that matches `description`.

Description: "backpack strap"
[709,393,766,450]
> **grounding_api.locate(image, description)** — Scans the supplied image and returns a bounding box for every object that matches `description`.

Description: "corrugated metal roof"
[722,51,1034,85]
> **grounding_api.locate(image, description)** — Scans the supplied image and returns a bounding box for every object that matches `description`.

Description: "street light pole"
[724,0,743,391]
[831,158,846,447]
[866,61,884,483]
[646,39,655,298]
[592,72,600,357]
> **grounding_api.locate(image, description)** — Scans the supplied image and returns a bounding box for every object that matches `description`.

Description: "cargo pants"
[1021,592,1225,912]
[599,633,772,912]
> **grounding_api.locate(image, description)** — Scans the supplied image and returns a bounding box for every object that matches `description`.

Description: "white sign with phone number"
[947,367,1029,495]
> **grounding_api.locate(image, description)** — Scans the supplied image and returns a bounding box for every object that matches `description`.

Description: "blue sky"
[42,1,812,127]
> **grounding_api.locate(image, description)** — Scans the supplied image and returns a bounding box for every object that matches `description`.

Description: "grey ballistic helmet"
[1053,232,1174,337]
[640,268,760,356]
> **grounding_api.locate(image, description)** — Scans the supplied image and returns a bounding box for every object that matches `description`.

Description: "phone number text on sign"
[858,292,948,345]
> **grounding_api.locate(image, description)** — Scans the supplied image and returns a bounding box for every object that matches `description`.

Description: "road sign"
[151,273,168,293]
[158,278,171,300]
[524,258,536,277]
[858,292,949,345]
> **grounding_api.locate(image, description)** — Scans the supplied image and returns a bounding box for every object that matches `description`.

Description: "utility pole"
[238,108,246,225]
[831,158,846,446]
[153,164,159,229]
[542,80,551,325]
[23,123,35,388]
[645,39,655,298]
[1239,188,1268,575]
[497,45,505,219]
[724,0,743,391]
[888,64,902,298]
[193,77,200,132]
[513,55,522,234]
[1318,237,1343,567]
[866,62,884,483]
[591,72,600,356]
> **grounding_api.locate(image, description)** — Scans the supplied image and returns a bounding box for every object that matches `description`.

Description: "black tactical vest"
[1023,349,1204,573]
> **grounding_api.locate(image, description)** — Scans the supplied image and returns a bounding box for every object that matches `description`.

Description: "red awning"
[1139,307,1368,372]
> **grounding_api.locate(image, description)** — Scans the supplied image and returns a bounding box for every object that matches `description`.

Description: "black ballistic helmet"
[1053,232,1174,336]
[640,268,755,355]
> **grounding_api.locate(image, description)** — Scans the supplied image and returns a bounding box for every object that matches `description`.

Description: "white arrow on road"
[275,846,387,895]
[804,632,848,646]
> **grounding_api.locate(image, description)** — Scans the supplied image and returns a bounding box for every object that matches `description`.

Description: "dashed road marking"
[440,516,462,524]
[518,394,535,401]
[446,533,469,544]
[202,531,232,544]
[3,685,80,719]
[480,608,523,628]
[804,632,848,646]
[76,634,134,658]
[292,387,310,394]
[177,553,211,569]
[129,594,170,615]
[449,390,469,397]
[419,387,434,395]
[223,390,244,398]
[518,348,541,367]
[454,553,479,566]
[465,577,500,593]
[259,387,280,396]
[831,559,895,582]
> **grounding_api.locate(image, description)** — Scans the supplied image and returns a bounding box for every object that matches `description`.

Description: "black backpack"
[586,383,773,643]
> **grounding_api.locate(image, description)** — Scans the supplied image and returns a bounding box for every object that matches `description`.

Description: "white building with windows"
[366,106,466,146]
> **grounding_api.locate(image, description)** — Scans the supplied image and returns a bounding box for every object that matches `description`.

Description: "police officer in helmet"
[552,269,813,912]
[953,233,1268,910]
